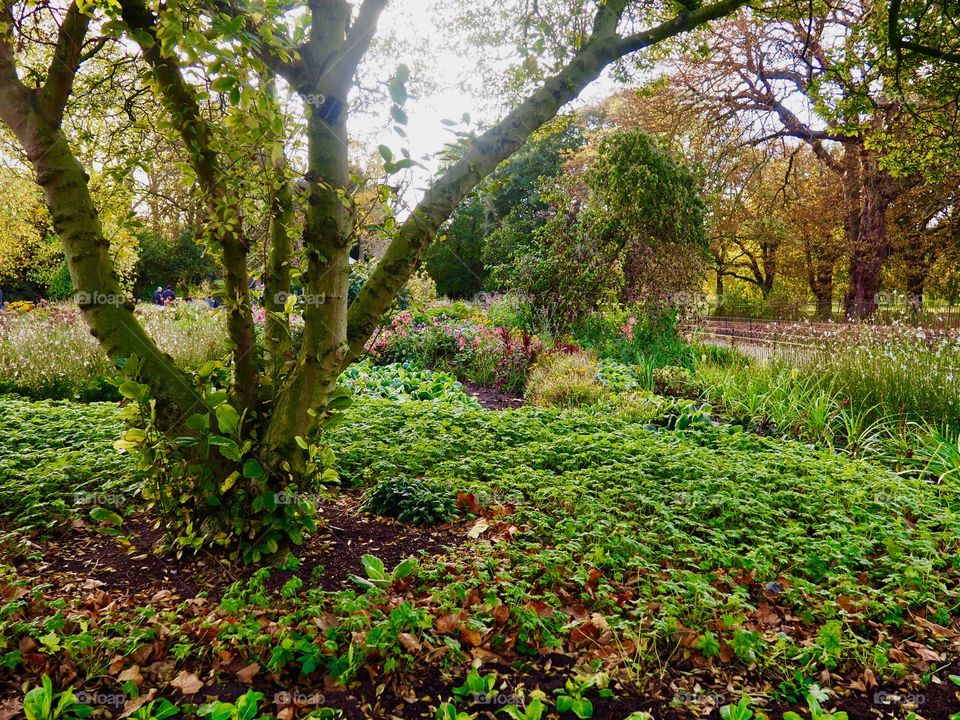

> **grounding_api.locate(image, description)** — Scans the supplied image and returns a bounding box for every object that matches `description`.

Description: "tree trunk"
[0,88,202,416]
[812,272,834,320]
[842,148,899,320]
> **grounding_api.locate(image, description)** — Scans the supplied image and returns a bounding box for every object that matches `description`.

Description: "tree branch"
[120,0,260,412]
[40,2,90,126]
[346,0,749,363]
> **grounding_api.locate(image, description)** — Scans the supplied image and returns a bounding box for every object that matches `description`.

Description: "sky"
[347,1,622,204]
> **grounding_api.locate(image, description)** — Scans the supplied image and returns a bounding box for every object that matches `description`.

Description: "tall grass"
[799,325,960,428]
[0,303,228,400]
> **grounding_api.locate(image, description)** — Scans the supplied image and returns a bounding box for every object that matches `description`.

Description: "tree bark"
[0,11,202,416]
[843,155,899,319]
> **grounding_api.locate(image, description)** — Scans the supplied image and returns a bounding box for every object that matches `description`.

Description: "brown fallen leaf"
[117,666,143,686]
[0,698,22,720]
[120,689,157,718]
[435,613,460,634]
[460,626,483,647]
[398,633,421,653]
[170,670,204,695]
[236,663,260,684]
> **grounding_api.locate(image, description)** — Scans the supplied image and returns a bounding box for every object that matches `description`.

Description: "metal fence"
[706,301,960,329]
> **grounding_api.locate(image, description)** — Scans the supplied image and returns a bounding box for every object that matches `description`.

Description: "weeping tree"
[0,0,746,559]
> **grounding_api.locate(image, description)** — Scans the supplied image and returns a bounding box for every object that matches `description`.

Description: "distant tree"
[430,118,583,298]
[134,227,219,298]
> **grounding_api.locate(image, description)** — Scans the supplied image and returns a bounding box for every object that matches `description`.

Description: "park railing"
[705,301,960,329]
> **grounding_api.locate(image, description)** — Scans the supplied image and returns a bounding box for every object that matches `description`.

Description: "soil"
[17,492,462,600]
[461,380,525,410]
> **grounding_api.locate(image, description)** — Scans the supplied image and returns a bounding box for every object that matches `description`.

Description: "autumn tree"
[671,0,957,318]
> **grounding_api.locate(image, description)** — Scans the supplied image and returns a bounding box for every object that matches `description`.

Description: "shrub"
[361,476,458,525]
[338,360,480,408]
[366,312,542,392]
[652,365,693,396]
[525,351,606,408]
[596,358,649,392]
[572,303,692,367]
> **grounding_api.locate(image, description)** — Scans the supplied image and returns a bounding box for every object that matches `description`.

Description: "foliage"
[425,196,487,298]
[361,476,458,525]
[0,169,61,300]
[4,393,960,706]
[432,120,584,299]
[348,554,419,591]
[22,676,91,720]
[339,360,480,409]
[524,351,606,408]
[327,399,960,682]
[0,396,134,542]
[133,227,217,298]
[367,311,542,393]
[584,129,707,302]
[572,304,692,368]
[113,355,341,562]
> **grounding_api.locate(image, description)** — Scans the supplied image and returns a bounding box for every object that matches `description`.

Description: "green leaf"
[242,458,266,480]
[118,381,145,401]
[186,413,210,433]
[392,557,418,580]
[215,403,241,436]
[210,75,235,92]
[90,507,123,527]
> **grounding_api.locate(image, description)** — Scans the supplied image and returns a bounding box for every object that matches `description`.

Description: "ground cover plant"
[2,392,960,718]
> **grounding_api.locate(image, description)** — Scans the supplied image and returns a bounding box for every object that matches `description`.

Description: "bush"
[361,476,458,525]
[484,293,539,334]
[525,351,606,408]
[572,303,692,367]
[338,360,480,408]
[652,365,693,397]
[366,312,542,392]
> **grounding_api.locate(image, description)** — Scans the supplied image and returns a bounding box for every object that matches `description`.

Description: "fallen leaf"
[467,519,490,539]
[236,663,260,683]
[460,626,482,646]
[117,666,143,686]
[120,689,157,718]
[170,670,204,695]
[398,633,421,653]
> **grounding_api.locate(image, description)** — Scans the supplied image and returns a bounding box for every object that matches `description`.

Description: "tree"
[887,178,960,305]
[485,127,707,326]
[0,167,59,298]
[585,128,707,304]
[0,0,747,557]
[672,1,957,317]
